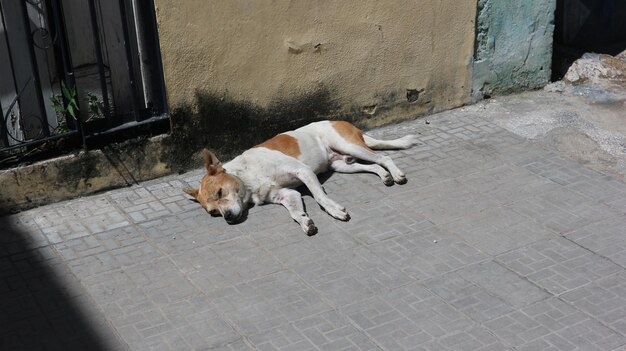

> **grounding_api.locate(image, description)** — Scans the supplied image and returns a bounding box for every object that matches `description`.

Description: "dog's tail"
[363,134,419,150]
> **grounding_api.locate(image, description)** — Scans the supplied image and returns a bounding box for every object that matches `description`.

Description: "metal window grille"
[0,0,168,161]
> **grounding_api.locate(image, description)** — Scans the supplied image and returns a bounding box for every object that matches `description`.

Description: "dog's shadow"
[186,197,251,224]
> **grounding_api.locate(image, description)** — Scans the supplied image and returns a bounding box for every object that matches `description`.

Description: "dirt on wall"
[163,88,340,170]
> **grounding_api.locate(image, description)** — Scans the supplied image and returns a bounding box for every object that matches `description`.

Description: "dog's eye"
[216,188,222,198]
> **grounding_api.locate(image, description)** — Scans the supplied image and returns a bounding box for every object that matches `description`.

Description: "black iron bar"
[47,0,85,149]
[87,0,112,126]
[118,0,141,121]
[132,0,167,117]
[19,0,50,137]
[2,78,34,144]
[85,113,169,138]
[0,3,12,147]
[0,130,78,153]
[146,0,168,119]
[0,100,7,148]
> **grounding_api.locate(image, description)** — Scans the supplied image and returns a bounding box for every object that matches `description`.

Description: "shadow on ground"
[0,217,120,350]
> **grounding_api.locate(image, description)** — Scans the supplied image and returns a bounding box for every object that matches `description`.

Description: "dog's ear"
[183,187,199,199]
[203,149,223,175]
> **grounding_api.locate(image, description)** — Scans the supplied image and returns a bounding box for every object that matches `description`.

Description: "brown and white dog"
[183,120,417,235]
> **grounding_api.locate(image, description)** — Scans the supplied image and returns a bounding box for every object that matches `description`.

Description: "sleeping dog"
[183,120,417,235]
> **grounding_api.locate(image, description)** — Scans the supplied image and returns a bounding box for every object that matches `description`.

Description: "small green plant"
[49,80,79,120]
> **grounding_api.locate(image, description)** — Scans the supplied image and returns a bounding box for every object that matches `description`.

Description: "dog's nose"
[224,211,235,222]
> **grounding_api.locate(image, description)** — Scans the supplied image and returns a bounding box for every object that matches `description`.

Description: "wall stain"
[163,87,345,170]
[57,152,101,190]
[163,86,437,171]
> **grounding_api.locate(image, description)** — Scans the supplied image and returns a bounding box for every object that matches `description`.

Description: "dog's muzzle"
[223,203,245,224]
[224,210,237,223]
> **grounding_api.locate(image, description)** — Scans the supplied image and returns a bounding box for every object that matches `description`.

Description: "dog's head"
[183,149,247,224]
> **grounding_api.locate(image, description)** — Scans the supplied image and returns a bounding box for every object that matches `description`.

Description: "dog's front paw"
[320,200,350,221]
[328,206,350,221]
[383,173,394,186]
[394,174,407,185]
[334,210,350,221]
[343,211,351,221]
[303,218,318,236]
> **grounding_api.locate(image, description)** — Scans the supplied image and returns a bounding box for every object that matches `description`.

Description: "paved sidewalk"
[2,91,626,350]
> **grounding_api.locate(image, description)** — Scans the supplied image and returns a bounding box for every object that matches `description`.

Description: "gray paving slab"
[508,188,621,235]
[248,310,380,351]
[441,206,557,256]
[496,237,622,295]
[425,271,515,323]
[483,298,626,351]
[561,271,626,336]
[340,283,509,351]
[369,226,489,281]
[209,270,332,336]
[565,216,626,268]
[3,92,626,350]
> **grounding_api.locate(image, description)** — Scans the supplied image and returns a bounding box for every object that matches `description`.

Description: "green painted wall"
[472,0,556,99]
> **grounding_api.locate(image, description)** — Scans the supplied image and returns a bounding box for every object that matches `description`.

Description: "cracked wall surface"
[472,0,556,99]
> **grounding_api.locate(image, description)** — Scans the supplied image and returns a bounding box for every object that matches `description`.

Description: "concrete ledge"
[0,135,172,215]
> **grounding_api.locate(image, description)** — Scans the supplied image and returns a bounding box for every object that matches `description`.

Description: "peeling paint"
[472,0,556,99]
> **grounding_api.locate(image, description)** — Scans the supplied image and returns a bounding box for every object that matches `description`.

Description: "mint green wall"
[472,0,556,99]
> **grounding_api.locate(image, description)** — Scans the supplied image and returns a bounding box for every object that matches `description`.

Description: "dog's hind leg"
[331,142,407,184]
[270,188,317,235]
[292,168,350,221]
[363,134,418,150]
[329,122,410,184]
[330,159,394,186]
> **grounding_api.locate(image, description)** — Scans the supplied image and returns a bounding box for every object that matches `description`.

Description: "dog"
[183,120,417,235]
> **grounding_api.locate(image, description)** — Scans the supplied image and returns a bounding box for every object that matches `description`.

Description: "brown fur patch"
[254,134,301,158]
[195,172,240,212]
[331,121,368,148]
[200,173,237,200]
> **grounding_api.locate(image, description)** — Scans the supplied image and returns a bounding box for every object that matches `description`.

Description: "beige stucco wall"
[154,0,477,124]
